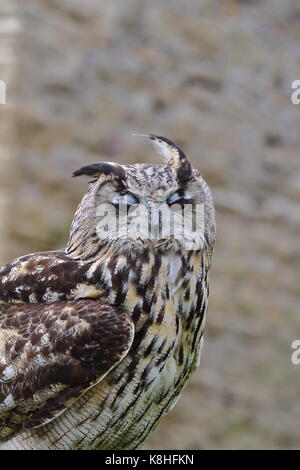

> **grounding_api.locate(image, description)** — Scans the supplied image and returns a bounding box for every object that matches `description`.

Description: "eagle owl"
[0,135,215,450]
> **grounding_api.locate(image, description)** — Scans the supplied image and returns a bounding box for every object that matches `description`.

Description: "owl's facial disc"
[73,136,209,251]
[93,176,205,252]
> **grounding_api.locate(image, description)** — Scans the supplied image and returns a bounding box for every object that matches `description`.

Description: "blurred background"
[1,0,300,449]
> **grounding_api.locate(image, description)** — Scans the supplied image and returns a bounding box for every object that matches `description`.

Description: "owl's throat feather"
[86,247,204,323]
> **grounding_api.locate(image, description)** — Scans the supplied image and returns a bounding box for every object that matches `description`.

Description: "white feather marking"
[29,293,37,303]
[166,254,182,285]
[1,365,15,382]
[34,355,48,366]
[0,393,15,410]
[43,288,59,303]
[151,139,174,163]
[73,284,102,300]
[32,266,45,275]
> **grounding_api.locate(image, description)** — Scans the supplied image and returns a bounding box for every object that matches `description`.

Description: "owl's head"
[69,135,215,256]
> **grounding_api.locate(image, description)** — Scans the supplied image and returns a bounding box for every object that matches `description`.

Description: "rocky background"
[1,0,300,449]
[0,1,19,264]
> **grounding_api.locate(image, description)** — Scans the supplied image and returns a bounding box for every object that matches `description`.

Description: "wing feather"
[0,299,134,441]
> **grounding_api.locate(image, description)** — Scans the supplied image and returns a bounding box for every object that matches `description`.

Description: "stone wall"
[3,0,300,449]
[0,1,20,263]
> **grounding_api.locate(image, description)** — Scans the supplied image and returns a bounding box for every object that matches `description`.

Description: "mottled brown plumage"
[0,135,215,449]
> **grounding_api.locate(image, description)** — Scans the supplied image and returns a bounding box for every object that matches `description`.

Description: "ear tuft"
[148,134,192,185]
[72,162,126,181]
[132,133,187,164]
[73,163,104,178]
[148,134,187,164]
[132,133,192,185]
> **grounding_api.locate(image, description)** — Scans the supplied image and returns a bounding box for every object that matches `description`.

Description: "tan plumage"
[0,135,215,449]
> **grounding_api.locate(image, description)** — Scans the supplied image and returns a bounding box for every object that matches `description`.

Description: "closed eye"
[119,191,140,206]
[167,192,180,206]
[167,190,192,206]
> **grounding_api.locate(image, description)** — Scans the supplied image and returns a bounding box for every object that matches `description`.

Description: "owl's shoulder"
[0,299,134,438]
[0,251,99,304]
